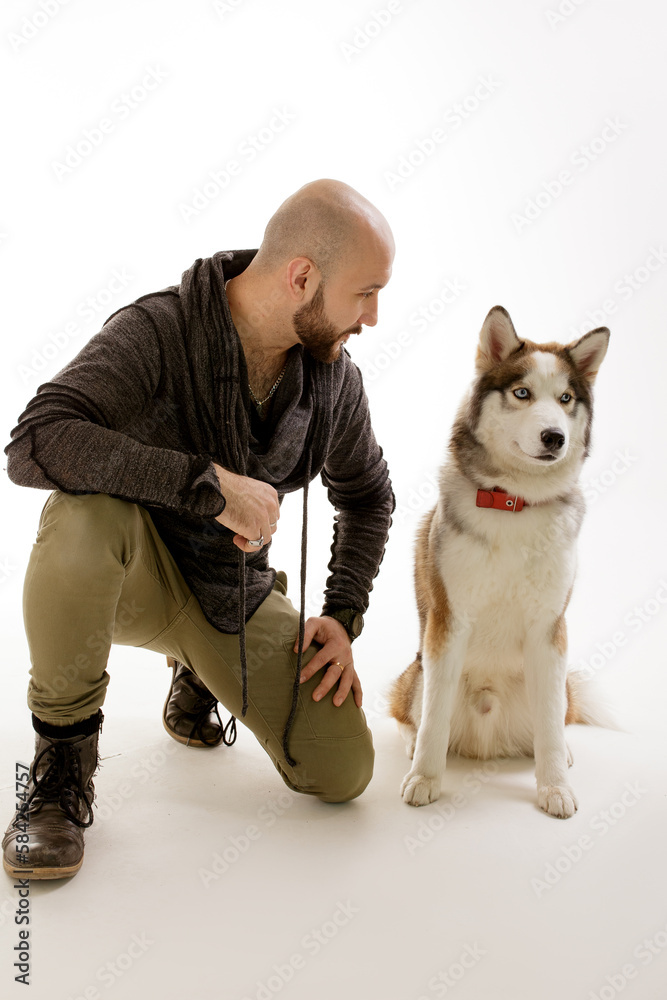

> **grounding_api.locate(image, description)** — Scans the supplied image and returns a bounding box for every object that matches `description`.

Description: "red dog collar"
[476,487,529,512]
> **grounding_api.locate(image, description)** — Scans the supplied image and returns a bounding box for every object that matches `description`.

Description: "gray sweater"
[4,249,394,634]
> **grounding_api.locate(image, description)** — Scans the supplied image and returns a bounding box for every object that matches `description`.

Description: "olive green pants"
[22,490,374,803]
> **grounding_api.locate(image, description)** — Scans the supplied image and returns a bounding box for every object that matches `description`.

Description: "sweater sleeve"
[320,359,394,615]
[3,304,225,518]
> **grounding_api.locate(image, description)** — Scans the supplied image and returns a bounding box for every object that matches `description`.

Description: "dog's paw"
[400,771,441,806]
[538,784,578,819]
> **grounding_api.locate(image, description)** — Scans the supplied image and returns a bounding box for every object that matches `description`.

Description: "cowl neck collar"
[179,248,335,492]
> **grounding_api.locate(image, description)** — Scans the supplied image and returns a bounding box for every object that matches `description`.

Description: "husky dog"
[389,306,610,818]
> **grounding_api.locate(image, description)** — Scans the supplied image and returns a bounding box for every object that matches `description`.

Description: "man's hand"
[295,616,362,708]
[212,463,280,553]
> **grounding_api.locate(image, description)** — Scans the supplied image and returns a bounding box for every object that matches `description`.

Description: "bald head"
[253,179,394,281]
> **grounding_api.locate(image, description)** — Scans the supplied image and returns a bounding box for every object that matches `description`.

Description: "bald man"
[3,179,396,879]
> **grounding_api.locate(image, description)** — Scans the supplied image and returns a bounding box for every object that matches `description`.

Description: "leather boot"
[2,710,103,880]
[163,656,235,748]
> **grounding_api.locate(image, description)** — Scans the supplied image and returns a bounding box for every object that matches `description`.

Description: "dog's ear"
[566,327,610,384]
[476,306,522,372]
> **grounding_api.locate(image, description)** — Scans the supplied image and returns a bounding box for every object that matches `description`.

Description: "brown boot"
[163,657,235,748]
[2,711,103,880]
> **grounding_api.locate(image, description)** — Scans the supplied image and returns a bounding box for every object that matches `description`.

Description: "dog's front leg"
[524,622,577,818]
[401,619,470,807]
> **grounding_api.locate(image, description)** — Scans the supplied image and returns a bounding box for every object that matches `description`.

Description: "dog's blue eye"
[513,388,530,399]
[560,392,572,403]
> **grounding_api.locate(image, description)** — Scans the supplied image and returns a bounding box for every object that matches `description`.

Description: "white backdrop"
[1,2,666,999]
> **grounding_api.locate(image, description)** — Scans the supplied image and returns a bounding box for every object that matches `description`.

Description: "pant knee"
[288,731,375,803]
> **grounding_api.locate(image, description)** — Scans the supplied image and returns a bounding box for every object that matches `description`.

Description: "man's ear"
[287,257,320,299]
[475,306,522,372]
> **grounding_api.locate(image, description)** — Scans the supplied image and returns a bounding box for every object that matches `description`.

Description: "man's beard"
[292,283,361,364]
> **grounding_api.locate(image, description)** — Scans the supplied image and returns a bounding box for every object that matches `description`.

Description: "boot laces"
[172,662,237,747]
[16,741,95,829]
[187,699,237,747]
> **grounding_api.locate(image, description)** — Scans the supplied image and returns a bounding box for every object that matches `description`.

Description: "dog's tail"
[565,670,622,731]
[388,653,422,725]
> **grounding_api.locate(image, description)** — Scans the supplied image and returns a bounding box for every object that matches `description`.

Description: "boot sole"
[161,715,217,748]
[3,854,83,879]
[163,657,222,748]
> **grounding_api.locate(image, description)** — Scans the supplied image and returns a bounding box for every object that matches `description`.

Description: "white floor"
[1,626,666,1000]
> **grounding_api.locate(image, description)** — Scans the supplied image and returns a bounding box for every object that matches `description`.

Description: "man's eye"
[513,387,530,399]
[361,291,373,298]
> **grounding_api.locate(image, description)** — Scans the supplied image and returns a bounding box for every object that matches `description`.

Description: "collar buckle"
[476,487,527,512]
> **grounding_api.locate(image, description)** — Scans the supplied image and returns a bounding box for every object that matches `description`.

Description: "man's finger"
[233,533,267,553]
[299,644,344,685]
[332,666,354,707]
[298,646,332,679]
[294,618,319,653]
[312,661,347,702]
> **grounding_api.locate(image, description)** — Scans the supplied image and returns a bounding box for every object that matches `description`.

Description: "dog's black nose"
[541,427,565,451]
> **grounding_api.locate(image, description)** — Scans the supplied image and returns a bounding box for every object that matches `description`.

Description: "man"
[2,178,395,879]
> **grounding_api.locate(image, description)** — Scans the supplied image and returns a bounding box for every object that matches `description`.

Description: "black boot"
[2,710,103,880]
[163,657,236,748]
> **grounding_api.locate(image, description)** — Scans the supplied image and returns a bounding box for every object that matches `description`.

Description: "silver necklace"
[226,279,287,414]
[248,362,287,414]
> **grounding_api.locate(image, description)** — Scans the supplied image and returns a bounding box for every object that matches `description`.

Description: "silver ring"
[247,534,264,548]
[269,521,277,528]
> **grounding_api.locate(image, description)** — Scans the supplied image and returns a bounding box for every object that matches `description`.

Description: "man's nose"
[360,302,378,327]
